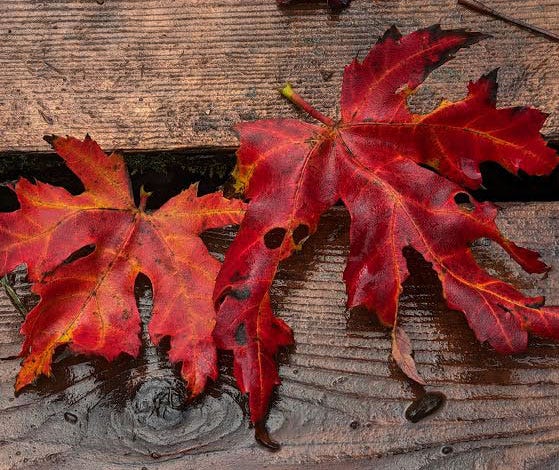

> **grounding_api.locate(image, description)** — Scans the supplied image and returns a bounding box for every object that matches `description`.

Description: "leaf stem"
[139,186,151,212]
[280,83,335,127]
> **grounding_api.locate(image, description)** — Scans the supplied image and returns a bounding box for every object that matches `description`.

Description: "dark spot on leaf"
[420,27,489,78]
[511,106,529,116]
[230,287,251,300]
[264,227,286,249]
[230,271,249,282]
[43,134,56,145]
[378,24,402,43]
[497,302,512,314]
[482,69,499,104]
[235,322,247,345]
[292,224,310,244]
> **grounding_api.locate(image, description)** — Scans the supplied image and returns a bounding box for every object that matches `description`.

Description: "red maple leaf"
[0,135,245,396]
[214,25,559,428]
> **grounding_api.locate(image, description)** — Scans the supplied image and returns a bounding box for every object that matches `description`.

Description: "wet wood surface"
[1,0,558,468]
[0,203,558,469]
[0,0,558,152]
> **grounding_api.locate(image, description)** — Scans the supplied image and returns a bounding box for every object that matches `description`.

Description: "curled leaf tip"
[43,134,57,146]
[254,421,281,451]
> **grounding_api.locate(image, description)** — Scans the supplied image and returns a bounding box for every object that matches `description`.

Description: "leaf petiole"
[280,83,335,127]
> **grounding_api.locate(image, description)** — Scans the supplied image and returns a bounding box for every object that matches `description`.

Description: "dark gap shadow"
[1,142,557,214]
[0,149,236,212]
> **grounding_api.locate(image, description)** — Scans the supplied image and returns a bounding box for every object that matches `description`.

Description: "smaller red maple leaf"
[0,135,245,397]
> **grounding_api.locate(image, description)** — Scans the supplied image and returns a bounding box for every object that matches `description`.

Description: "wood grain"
[0,0,557,152]
[0,202,558,469]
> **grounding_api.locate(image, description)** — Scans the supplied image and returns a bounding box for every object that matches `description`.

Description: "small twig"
[458,0,559,42]
[1,276,27,318]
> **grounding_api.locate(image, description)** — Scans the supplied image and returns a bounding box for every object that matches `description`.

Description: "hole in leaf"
[214,286,251,309]
[264,227,286,249]
[230,271,248,283]
[292,224,310,244]
[230,287,251,300]
[454,192,475,212]
[63,244,96,265]
[527,298,545,309]
[453,192,470,204]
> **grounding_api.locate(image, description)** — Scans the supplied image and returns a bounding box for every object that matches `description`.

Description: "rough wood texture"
[0,0,557,152]
[0,203,558,469]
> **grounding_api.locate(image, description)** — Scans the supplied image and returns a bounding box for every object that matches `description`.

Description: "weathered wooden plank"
[0,0,557,152]
[0,202,558,468]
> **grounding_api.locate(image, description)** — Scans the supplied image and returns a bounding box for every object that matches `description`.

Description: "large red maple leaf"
[214,25,559,427]
[0,135,245,396]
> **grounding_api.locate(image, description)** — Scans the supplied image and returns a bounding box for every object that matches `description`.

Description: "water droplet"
[405,392,445,423]
[150,452,161,459]
[64,412,78,424]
